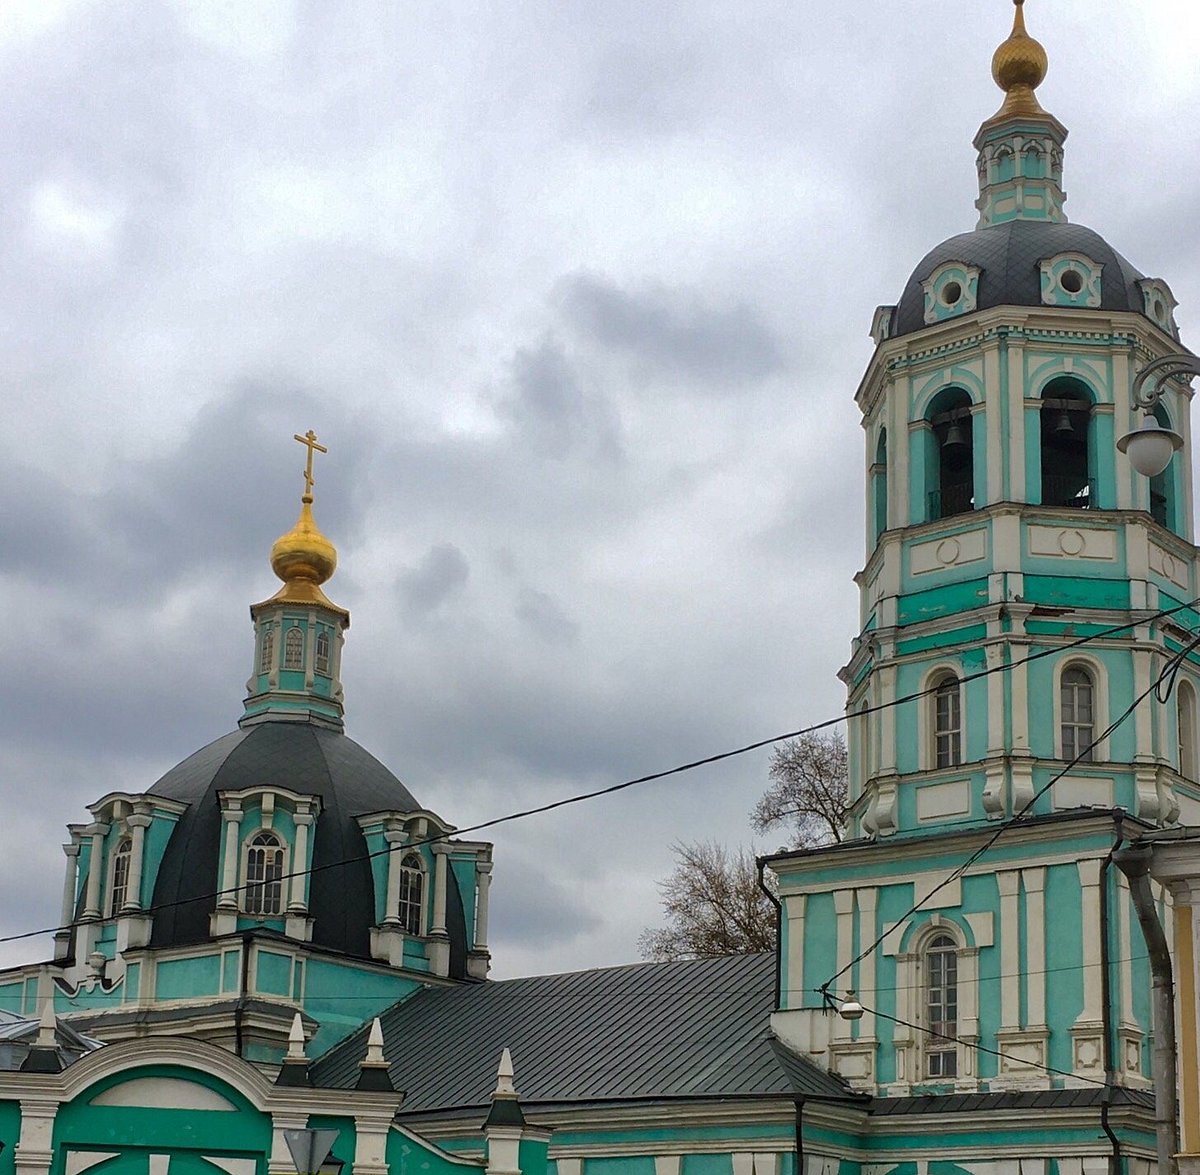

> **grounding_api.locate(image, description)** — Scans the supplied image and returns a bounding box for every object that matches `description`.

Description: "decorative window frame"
[259,626,275,675]
[920,665,966,771]
[283,625,305,671]
[315,629,331,676]
[1052,656,1108,763]
[397,851,426,935]
[890,914,981,1092]
[107,836,133,917]
[215,786,321,922]
[1137,278,1180,340]
[1039,252,1103,309]
[1179,680,1197,781]
[870,305,895,345]
[242,829,287,917]
[922,262,980,325]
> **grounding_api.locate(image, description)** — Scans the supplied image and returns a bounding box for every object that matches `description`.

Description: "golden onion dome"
[989,0,1049,118]
[271,497,337,587]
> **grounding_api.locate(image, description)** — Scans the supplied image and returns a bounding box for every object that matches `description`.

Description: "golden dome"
[271,498,337,588]
[989,0,1048,118]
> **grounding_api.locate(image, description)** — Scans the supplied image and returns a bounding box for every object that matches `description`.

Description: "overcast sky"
[2,1,1200,980]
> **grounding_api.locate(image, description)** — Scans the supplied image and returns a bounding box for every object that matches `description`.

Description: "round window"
[941,280,963,306]
[1059,268,1084,295]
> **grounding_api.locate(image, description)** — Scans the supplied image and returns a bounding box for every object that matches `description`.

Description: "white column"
[831,889,854,1041]
[288,813,313,912]
[474,861,493,950]
[997,870,1020,1030]
[383,828,407,925]
[431,843,449,936]
[59,842,81,926]
[14,1097,58,1175]
[857,888,878,1025]
[1077,858,1103,1022]
[1024,867,1046,1026]
[82,823,109,919]
[218,808,244,908]
[783,893,806,1010]
[124,814,153,911]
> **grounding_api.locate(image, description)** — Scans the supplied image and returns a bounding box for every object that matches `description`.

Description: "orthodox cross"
[294,429,328,500]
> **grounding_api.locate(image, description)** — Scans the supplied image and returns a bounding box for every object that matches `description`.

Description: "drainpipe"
[1114,843,1177,1175]
[757,858,784,1011]
[1100,817,1125,1175]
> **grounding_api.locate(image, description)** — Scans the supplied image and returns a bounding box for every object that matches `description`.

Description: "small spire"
[356,1017,396,1091]
[276,1013,313,1087]
[286,1012,308,1060]
[36,1002,57,1048]
[989,0,1049,119]
[484,1047,526,1128]
[495,1047,517,1098]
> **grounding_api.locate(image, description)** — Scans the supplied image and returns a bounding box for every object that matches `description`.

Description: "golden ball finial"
[992,0,1048,104]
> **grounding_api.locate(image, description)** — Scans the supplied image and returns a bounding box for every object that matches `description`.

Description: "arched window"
[245,832,285,916]
[284,627,304,671]
[1040,379,1094,508]
[927,389,974,521]
[925,933,959,1078]
[872,429,888,541]
[933,675,962,768]
[1180,681,1197,781]
[398,852,424,935]
[1150,404,1175,530]
[109,837,132,915]
[1061,666,1096,763]
[315,630,331,676]
[259,629,274,674]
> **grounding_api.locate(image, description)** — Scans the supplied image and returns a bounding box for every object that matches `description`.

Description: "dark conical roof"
[892,220,1148,338]
[146,722,453,961]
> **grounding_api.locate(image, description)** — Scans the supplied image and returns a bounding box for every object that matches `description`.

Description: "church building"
[1,7,1198,1175]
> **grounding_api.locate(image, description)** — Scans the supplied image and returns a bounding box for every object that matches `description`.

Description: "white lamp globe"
[1117,417,1184,478]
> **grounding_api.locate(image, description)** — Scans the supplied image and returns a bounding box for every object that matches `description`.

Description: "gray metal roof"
[868,1086,1154,1115]
[310,952,857,1111]
[0,1009,103,1071]
[892,220,1148,337]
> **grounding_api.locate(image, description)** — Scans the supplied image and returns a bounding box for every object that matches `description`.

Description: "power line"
[2,595,1197,950]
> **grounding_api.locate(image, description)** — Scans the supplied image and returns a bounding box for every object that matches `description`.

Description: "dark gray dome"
[146,722,468,972]
[892,220,1147,337]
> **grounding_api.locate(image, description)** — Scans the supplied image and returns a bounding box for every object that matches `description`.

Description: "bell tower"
[842,1,1199,840]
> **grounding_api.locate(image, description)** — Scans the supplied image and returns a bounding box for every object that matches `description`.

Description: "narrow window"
[109,837,132,915]
[1040,380,1093,508]
[284,627,304,670]
[1061,666,1096,763]
[1180,682,1197,781]
[259,629,274,674]
[927,390,974,521]
[398,852,424,935]
[245,832,285,916]
[933,676,962,768]
[872,429,888,541]
[925,933,959,1078]
[315,630,331,675]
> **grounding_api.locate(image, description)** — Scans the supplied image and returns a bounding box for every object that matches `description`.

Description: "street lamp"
[1116,354,1197,477]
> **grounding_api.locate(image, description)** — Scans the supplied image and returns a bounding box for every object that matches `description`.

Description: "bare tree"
[637,841,775,961]
[753,730,848,847]
[639,731,848,960]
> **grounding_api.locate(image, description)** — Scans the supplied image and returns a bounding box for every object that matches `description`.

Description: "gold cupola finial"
[267,430,341,608]
[989,0,1049,119]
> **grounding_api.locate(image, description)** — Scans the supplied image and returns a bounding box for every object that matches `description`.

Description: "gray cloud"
[559,271,786,386]
[515,586,580,646]
[398,543,470,615]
